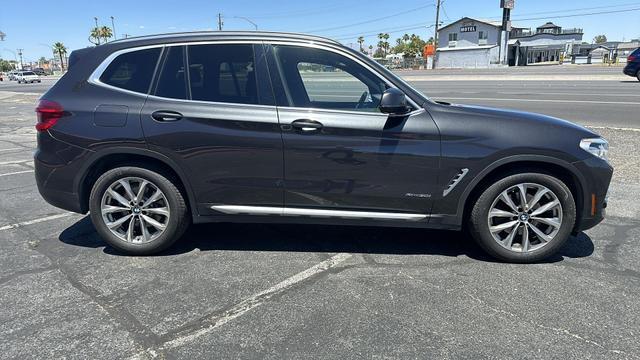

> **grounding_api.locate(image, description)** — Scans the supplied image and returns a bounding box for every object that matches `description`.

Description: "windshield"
[24,72,35,76]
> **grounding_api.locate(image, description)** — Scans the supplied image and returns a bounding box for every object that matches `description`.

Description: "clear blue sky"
[1,0,639,61]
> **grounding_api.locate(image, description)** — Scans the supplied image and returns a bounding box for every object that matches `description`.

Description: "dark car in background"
[623,48,640,81]
[34,32,613,262]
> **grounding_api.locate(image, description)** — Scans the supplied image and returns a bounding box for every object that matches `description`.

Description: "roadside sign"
[501,0,515,9]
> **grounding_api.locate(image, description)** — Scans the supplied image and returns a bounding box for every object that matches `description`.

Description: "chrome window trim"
[88,39,422,111]
[276,105,425,118]
[211,205,428,221]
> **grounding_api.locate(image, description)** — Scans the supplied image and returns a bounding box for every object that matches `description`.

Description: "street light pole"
[17,48,24,70]
[111,16,117,40]
[234,16,258,31]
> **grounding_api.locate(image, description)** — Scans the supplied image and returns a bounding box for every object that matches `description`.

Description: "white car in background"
[16,71,41,84]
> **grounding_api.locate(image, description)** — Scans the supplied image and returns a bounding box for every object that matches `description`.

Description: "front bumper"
[572,157,613,232]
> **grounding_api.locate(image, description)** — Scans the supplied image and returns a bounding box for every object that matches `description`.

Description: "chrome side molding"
[210,205,428,221]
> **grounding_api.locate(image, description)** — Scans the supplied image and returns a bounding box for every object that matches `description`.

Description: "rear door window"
[187,44,259,105]
[154,46,188,100]
[100,48,161,93]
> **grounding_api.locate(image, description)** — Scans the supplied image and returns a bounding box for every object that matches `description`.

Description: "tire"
[636,70,640,82]
[89,166,190,255]
[469,172,576,263]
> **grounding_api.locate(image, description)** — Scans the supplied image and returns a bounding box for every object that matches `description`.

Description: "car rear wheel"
[469,172,576,263]
[636,70,640,82]
[89,166,190,255]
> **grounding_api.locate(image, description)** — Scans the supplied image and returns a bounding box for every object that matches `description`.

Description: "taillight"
[35,100,64,132]
[629,54,637,62]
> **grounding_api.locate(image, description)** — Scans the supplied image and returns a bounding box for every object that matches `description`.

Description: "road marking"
[0,147,25,152]
[437,97,640,106]
[0,159,33,166]
[587,125,640,133]
[161,252,352,349]
[0,213,75,231]
[0,170,34,177]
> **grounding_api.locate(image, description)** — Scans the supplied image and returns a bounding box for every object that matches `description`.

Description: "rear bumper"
[34,131,91,214]
[623,63,639,76]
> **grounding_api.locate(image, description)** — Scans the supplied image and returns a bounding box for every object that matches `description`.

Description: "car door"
[141,43,283,216]
[266,44,440,217]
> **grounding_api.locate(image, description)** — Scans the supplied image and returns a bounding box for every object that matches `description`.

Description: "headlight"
[580,138,609,161]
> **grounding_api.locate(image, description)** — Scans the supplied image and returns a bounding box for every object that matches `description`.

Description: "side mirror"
[379,88,411,115]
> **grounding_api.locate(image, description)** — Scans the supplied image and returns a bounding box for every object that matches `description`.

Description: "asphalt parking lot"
[1,66,639,359]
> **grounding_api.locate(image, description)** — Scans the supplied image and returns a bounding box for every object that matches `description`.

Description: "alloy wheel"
[487,183,563,253]
[100,177,170,244]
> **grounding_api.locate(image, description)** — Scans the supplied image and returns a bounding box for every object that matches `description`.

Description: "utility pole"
[123,34,130,39]
[17,48,24,70]
[432,0,441,69]
[217,13,224,31]
[94,17,98,29]
[111,16,117,40]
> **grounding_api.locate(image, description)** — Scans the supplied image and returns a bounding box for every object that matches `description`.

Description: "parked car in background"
[623,48,640,81]
[8,71,19,81]
[16,71,41,84]
[33,68,47,76]
[35,32,613,262]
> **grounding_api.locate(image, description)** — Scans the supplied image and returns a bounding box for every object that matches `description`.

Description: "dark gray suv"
[35,31,613,262]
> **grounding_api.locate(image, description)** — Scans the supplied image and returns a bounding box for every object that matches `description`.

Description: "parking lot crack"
[468,293,633,357]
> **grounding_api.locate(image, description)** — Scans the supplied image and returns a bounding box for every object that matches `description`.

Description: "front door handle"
[152,110,183,122]
[291,119,323,132]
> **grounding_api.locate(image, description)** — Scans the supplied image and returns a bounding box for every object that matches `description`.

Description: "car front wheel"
[89,166,190,255]
[469,172,576,263]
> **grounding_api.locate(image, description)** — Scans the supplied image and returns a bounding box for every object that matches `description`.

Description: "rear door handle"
[291,119,323,132]
[152,110,183,122]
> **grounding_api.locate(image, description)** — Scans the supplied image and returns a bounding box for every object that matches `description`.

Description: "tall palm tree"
[100,26,113,44]
[89,27,101,45]
[53,42,67,71]
[357,36,365,53]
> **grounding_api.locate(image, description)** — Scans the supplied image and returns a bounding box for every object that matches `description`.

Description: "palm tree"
[357,36,365,53]
[100,26,113,44]
[381,33,390,57]
[89,27,101,45]
[53,42,67,71]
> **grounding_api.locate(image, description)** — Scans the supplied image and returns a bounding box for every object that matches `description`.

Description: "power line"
[334,23,435,42]
[245,2,369,19]
[306,3,434,33]
[483,1,640,19]
[333,4,640,42]
[512,7,640,22]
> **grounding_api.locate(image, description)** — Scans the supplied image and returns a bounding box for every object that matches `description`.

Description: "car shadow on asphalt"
[59,216,594,264]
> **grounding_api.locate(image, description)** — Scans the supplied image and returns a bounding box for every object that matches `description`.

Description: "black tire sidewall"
[470,173,576,263]
[89,167,188,255]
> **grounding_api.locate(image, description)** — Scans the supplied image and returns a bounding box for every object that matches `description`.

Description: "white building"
[436,17,584,68]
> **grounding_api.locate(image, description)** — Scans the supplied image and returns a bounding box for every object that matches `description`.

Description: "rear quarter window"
[99,48,161,93]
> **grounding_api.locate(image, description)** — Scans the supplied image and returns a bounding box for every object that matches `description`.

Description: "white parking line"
[438,97,640,106]
[0,148,25,152]
[0,159,33,166]
[161,252,352,349]
[0,213,75,231]
[587,125,640,133]
[0,170,34,177]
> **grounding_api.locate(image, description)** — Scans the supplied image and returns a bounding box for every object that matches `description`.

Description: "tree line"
[356,33,434,59]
